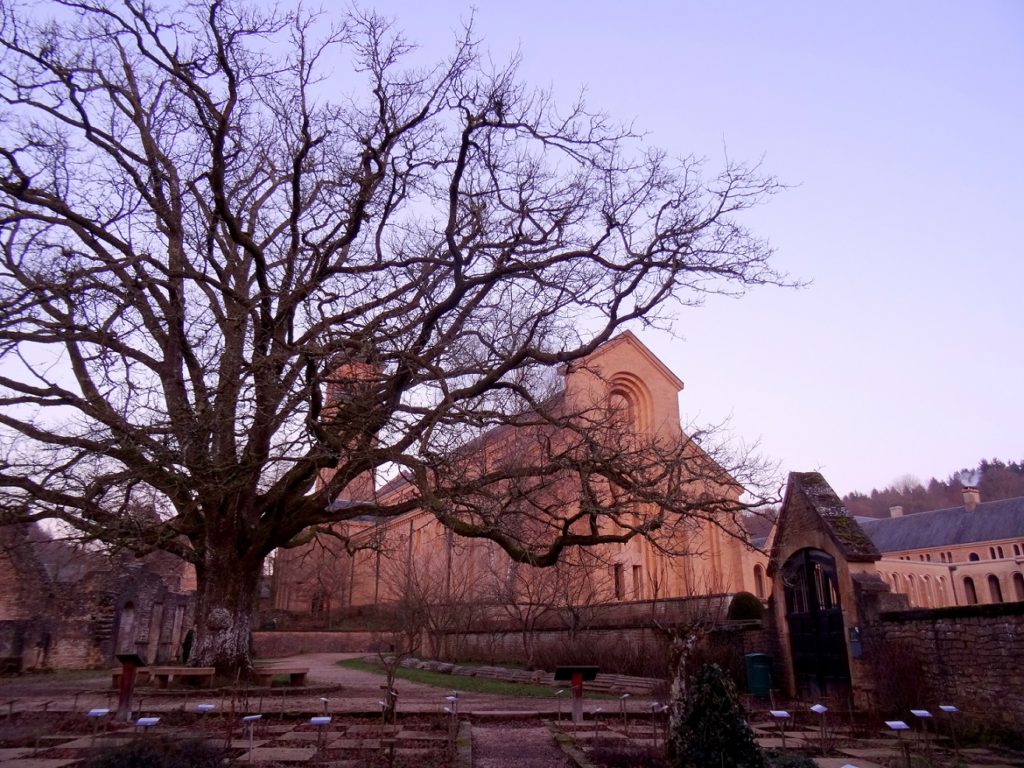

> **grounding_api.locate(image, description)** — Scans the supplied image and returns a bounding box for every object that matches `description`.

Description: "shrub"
[685,633,745,688]
[527,631,672,679]
[82,736,225,768]
[764,751,818,768]
[726,591,765,621]
[669,663,766,768]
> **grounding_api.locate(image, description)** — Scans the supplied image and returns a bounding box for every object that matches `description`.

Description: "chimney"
[889,505,903,518]
[962,486,981,512]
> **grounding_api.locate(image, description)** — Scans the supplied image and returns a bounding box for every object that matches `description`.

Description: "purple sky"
[368,0,1023,496]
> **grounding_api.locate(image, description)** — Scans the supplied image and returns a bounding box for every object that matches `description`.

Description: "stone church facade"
[272,333,760,621]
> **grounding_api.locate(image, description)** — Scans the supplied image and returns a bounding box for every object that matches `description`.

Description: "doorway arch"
[782,548,851,697]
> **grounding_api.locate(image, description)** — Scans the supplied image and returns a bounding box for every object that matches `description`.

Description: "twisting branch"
[0,0,787,672]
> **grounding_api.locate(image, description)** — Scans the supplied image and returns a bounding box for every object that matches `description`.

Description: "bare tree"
[483,547,560,669]
[377,523,482,659]
[551,548,609,643]
[371,627,419,726]
[652,573,731,764]
[0,0,784,675]
[281,534,353,628]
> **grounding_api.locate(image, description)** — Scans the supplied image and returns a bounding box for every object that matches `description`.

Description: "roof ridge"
[861,494,1024,526]
[859,496,1024,552]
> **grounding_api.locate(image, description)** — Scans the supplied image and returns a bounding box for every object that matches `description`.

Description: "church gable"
[768,472,880,576]
[563,331,684,438]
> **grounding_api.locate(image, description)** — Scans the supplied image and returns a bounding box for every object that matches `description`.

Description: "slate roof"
[784,472,881,562]
[859,497,1024,553]
[326,497,391,524]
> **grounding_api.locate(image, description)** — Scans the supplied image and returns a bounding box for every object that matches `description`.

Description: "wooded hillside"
[842,458,1024,518]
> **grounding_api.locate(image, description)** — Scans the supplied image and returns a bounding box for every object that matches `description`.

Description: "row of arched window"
[987,543,1024,559]
[896,542,1024,564]
[879,570,1024,607]
[878,572,950,608]
[961,572,1024,605]
[752,561,1024,607]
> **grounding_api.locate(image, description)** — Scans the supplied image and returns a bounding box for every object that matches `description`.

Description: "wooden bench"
[110,668,151,688]
[251,665,309,687]
[147,666,216,688]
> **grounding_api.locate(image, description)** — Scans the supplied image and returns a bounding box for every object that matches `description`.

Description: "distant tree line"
[842,458,1024,518]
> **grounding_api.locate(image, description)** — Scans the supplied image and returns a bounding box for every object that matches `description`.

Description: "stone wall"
[864,601,1024,730]
[103,562,195,665]
[0,525,194,671]
[434,622,771,682]
[254,618,775,684]
[46,624,104,670]
[253,630,379,657]
[451,626,669,673]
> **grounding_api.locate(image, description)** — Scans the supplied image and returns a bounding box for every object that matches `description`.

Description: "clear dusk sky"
[365,0,1024,496]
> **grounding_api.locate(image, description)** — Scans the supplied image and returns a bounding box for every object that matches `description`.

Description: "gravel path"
[472,724,573,768]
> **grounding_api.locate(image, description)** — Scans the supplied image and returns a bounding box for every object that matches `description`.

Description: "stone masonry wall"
[253,630,378,657]
[451,622,774,681]
[46,623,105,670]
[866,602,1024,730]
[1,526,195,671]
[254,621,774,688]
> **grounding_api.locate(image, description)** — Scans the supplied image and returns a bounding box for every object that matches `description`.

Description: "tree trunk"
[521,623,535,668]
[667,631,696,763]
[189,550,262,679]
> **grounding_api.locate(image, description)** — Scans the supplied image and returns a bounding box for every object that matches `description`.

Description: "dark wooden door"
[782,549,850,697]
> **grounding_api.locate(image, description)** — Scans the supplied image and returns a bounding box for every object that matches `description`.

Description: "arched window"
[988,575,1003,604]
[997,546,1004,559]
[753,564,766,599]
[1013,544,1021,557]
[609,390,636,427]
[989,547,997,559]
[969,552,980,562]
[936,576,948,606]
[1013,573,1024,602]
[963,577,978,605]
[606,373,654,432]
[906,574,917,607]
[921,575,933,607]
